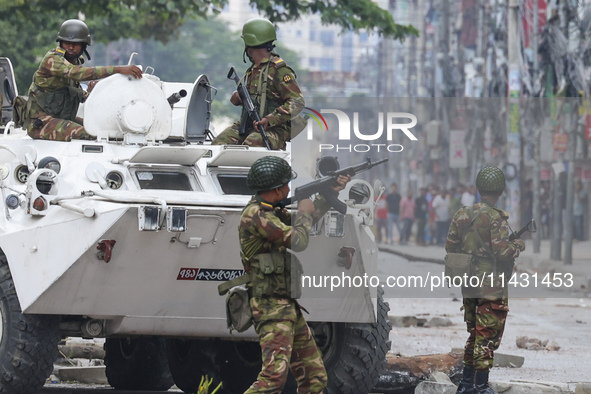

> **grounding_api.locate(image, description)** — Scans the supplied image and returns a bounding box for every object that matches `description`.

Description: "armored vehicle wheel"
[104,336,173,391]
[216,340,297,394]
[0,251,60,393]
[166,338,222,393]
[310,290,392,394]
[166,339,283,394]
[218,340,261,393]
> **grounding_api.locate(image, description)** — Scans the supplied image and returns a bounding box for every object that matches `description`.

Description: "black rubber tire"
[166,338,223,393]
[216,340,298,394]
[310,290,392,394]
[104,336,173,391]
[218,340,262,393]
[0,251,60,393]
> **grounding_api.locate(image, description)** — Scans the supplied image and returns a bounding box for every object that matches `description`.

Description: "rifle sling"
[466,206,497,266]
[257,61,271,119]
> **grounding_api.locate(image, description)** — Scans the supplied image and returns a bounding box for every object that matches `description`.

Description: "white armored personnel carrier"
[0,56,391,393]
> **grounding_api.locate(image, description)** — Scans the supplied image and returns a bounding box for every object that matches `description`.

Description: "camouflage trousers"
[26,114,92,141]
[245,299,327,393]
[211,122,287,150]
[462,297,508,371]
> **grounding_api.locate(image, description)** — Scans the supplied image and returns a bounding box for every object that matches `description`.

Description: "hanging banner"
[540,168,552,180]
[449,130,468,168]
[552,133,568,152]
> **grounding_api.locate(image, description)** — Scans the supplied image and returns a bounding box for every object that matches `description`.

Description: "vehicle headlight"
[38,156,61,174]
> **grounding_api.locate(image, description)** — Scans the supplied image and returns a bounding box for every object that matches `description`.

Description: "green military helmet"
[241,18,277,47]
[56,19,91,46]
[247,156,297,192]
[476,166,506,193]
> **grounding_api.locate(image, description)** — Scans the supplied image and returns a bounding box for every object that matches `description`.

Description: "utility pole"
[551,2,571,261]
[507,0,521,228]
[417,0,427,97]
[377,40,383,99]
[564,105,578,265]
[564,0,582,265]
[532,0,541,254]
[550,167,563,261]
[470,0,488,183]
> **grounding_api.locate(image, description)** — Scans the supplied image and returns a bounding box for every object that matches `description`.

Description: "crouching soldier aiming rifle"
[230,156,351,393]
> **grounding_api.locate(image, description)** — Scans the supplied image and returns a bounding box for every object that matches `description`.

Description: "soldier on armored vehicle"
[211,18,304,150]
[24,19,142,141]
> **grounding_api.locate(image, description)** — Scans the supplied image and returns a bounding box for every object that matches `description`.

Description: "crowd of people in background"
[374,179,588,246]
[376,182,479,245]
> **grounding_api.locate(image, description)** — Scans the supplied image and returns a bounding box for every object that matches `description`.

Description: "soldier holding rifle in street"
[445,167,526,394]
[211,18,304,150]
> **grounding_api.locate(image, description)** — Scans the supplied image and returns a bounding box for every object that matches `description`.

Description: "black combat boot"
[474,370,496,394]
[456,366,475,394]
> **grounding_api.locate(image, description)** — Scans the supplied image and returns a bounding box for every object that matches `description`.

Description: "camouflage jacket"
[239,194,330,264]
[244,52,304,130]
[445,201,525,271]
[239,194,330,322]
[27,47,117,118]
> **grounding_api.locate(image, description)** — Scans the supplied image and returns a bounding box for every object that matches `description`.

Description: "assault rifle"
[276,157,388,214]
[509,219,537,241]
[227,66,271,150]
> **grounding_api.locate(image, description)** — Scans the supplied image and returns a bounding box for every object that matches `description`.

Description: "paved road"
[40,246,591,392]
[41,385,181,393]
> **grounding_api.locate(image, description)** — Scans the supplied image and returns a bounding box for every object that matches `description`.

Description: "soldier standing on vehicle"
[25,19,142,141]
[241,156,350,393]
[211,18,304,150]
[445,167,525,394]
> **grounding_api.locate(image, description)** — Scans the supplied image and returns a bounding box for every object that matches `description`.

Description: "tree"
[0,0,417,42]
[252,0,417,40]
[1,0,416,97]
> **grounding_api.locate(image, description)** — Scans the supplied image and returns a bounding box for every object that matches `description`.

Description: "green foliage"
[89,17,301,119]
[0,0,414,112]
[0,11,65,94]
[250,0,418,39]
[1,0,414,42]
[130,17,248,118]
[197,375,222,394]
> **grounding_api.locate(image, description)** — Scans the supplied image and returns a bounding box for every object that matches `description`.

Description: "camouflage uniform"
[26,46,117,141]
[211,53,304,150]
[446,201,525,371]
[239,194,329,393]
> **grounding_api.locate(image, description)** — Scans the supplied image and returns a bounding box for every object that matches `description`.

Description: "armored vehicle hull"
[0,60,391,393]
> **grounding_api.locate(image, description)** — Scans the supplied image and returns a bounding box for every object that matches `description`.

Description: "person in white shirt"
[432,190,451,245]
[461,185,476,207]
